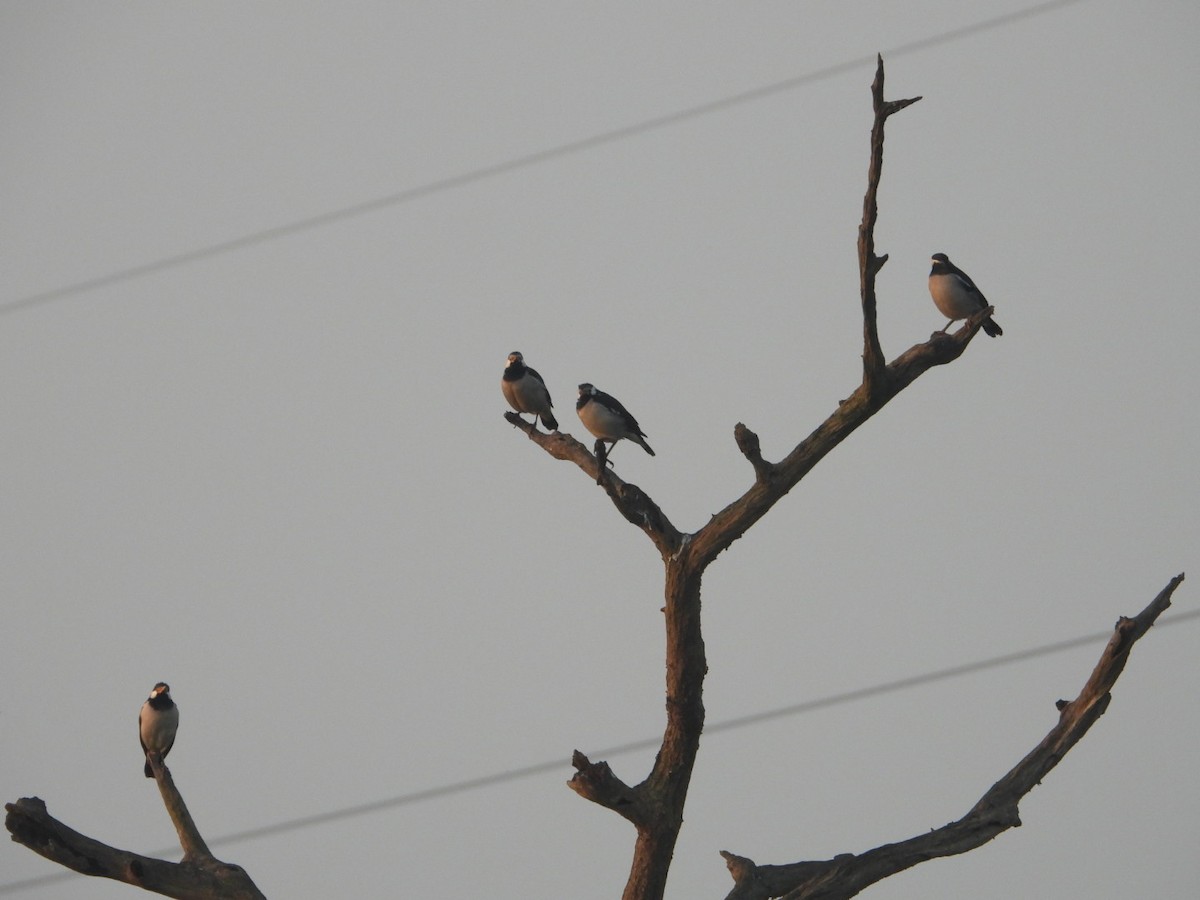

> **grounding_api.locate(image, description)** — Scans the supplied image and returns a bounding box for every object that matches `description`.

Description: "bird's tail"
[541,411,559,431]
[983,317,1003,337]
[634,436,655,456]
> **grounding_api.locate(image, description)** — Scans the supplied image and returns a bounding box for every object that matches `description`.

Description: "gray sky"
[2,1,1197,897]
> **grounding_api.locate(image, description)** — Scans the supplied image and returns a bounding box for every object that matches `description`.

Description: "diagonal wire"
[1,0,1087,317]
[2,604,1194,895]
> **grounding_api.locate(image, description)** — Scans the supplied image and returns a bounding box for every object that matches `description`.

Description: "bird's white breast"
[578,400,625,440]
[140,703,179,750]
[929,274,979,320]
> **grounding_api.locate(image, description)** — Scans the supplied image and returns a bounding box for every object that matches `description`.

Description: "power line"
[3,604,1194,895]
[1,0,1087,318]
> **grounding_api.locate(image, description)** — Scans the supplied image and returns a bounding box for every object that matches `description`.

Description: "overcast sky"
[2,2,1197,898]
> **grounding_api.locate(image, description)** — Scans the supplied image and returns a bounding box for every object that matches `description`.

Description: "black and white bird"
[501,351,558,431]
[139,682,179,778]
[928,253,1003,337]
[576,383,655,458]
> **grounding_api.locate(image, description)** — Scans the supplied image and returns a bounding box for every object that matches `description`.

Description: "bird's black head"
[931,252,950,264]
[576,383,595,409]
[506,351,524,366]
[150,682,170,699]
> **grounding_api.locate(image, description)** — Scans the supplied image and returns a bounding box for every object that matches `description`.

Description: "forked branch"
[706,303,993,570]
[506,56,974,900]
[5,760,264,899]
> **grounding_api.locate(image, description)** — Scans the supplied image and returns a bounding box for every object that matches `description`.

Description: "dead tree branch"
[147,753,214,864]
[505,56,974,900]
[720,573,1186,900]
[860,54,921,393]
[504,411,683,557]
[5,759,264,899]
[694,301,992,569]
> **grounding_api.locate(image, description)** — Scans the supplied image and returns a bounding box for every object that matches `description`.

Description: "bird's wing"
[952,269,988,303]
[598,390,645,435]
[526,367,552,403]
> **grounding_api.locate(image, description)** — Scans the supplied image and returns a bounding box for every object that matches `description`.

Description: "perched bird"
[928,253,1003,337]
[502,351,558,431]
[139,682,179,778]
[576,383,655,457]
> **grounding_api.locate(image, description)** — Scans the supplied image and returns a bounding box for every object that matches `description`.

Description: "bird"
[576,383,655,458]
[139,682,179,778]
[501,351,558,431]
[928,253,1003,337]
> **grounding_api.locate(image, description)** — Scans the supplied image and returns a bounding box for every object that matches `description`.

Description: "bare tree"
[5,55,1184,900]
[503,56,1185,900]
